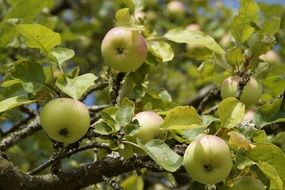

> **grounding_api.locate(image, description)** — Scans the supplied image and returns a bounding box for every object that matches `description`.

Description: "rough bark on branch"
[0,155,164,190]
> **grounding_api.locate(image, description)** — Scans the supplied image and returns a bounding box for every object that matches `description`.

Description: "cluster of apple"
[39,99,263,188]
[221,76,263,106]
[38,26,265,188]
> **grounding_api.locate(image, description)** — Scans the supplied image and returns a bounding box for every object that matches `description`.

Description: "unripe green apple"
[132,111,166,144]
[166,1,186,19]
[101,27,148,73]
[230,176,265,190]
[221,76,262,106]
[40,98,90,144]
[183,135,233,184]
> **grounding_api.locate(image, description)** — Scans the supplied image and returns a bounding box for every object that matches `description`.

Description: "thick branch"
[0,155,165,190]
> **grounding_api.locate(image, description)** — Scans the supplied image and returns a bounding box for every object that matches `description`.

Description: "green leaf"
[10,60,46,94]
[0,80,20,87]
[254,99,285,128]
[122,175,144,190]
[55,73,97,99]
[138,139,183,172]
[115,98,135,126]
[246,143,285,190]
[230,0,259,43]
[218,97,245,128]
[148,40,174,62]
[93,121,114,135]
[16,24,61,54]
[201,115,220,127]
[0,96,36,113]
[0,21,17,47]
[257,162,283,190]
[4,0,51,22]
[115,8,133,27]
[49,47,75,65]
[271,132,285,152]
[247,33,276,57]
[160,106,203,130]
[261,17,281,35]
[164,29,225,55]
[263,76,285,97]
[226,47,245,66]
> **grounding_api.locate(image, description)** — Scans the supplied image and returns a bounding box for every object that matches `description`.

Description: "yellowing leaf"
[228,131,255,150]
[160,106,203,130]
[16,24,61,54]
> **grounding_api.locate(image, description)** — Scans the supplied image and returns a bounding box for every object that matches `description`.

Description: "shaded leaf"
[254,99,285,128]
[138,139,183,172]
[10,60,46,94]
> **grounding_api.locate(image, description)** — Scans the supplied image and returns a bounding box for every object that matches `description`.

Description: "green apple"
[40,98,90,144]
[101,27,148,73]
[166,1,186,19]
[132,111,166,144]
[230,176,265,190]
[183,135,233,184]
[221,76,262,106]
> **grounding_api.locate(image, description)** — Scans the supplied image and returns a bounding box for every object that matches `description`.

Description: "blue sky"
[222,0,285,8]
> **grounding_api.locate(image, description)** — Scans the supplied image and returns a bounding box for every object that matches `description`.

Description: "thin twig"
[197,89,220,114]
[80,80,109,101]
[202,104,219,115]
[0,117,41,152]
[87,104,111,112]
[28,142,110,175]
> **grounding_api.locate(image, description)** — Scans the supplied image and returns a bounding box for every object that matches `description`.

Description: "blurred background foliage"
[0,0,284,189]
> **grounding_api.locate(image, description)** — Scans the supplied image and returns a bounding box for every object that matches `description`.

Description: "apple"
[221,76,263,106]
[230,176,265,190]
[186,24,201,31]
[131,111,166,144]
[40,98,90,144]
[243,109,255,121]
[101,27,148,72]
[134,11,146,21]
[259,50,281,63]
[183,135,233,184]
[220,33,232,47]
[166,1,186,19]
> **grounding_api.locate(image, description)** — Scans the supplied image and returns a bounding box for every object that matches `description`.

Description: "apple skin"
[40,98,90,144]
[230,176,265,190]
[259,50,281,63]
[166,1,186,19]
[183,135,233,184]
[221,76,262,106]
[101,27,147,73]
[186,24,201,31]
[132,111,166,144]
